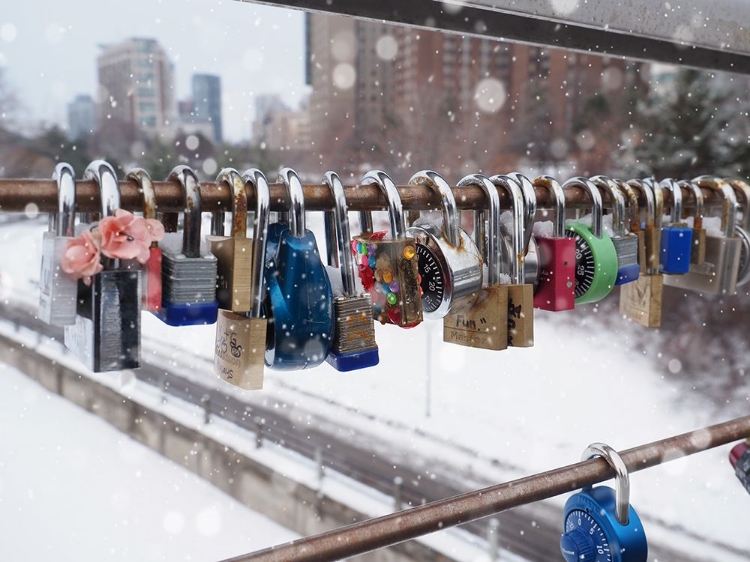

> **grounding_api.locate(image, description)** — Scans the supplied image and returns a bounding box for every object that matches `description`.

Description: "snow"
[0,362,299,562]
[2,217,750,560]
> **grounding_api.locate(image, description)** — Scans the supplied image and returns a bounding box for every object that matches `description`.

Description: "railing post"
[201,393,211,425]
[314,446,324,488]
[393,476,403,511]
[487,517,500,561]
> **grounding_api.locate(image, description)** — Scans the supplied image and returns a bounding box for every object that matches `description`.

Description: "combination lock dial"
[566,229,596,299]
[416,242,446,314]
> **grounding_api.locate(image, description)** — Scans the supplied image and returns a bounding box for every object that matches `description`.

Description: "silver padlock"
[64,160,142,372]
[664,176,741,295]
[506,172,539,284]
[39,163,78,325]
[725,178,750,287]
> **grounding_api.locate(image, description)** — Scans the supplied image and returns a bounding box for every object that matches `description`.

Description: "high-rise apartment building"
[192,74,222,143]
[96,38,176,138]
[67,94,96,140]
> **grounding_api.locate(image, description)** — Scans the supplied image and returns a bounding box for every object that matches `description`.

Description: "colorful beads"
[352,236,401,314]
[403,245,416,260]
[386,292,398,305]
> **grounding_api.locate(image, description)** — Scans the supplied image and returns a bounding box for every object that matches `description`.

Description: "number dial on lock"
[561,510,612,562]
[567,231,596,299]
[416,243,445,314]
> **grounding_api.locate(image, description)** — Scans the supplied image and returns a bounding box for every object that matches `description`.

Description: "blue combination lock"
[659,178,693,274]
[560,443,647,562]
[263,168,334,370]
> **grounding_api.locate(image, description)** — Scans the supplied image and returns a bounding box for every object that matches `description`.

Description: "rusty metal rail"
[222,415,750,562]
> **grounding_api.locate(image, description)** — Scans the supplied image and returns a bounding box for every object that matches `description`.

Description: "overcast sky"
[0,0,307,141]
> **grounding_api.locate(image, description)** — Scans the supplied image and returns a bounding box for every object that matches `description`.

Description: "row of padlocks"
[38,160,750,387]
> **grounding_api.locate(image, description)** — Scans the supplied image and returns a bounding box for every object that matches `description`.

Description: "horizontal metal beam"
[239,0,750,75]
[222,414,750,562]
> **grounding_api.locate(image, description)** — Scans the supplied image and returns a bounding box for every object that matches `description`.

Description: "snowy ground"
[0,361,299,562]
[3,217,750,560]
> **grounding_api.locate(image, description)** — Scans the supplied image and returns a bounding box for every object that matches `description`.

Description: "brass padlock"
[214,168,270,390]
[444,174,508,351]
[208,168,254,312]
[663,177,741,295]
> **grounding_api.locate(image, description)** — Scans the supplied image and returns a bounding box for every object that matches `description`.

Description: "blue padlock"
[560,443,647,562]
[264,168,334,370]
[659,178,693,274]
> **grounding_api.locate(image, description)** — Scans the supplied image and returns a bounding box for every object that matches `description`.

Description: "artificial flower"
[99,209,155,264]
[61,229,103,285]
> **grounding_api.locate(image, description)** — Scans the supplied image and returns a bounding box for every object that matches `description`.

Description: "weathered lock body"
[214,168,270,390]
[659,178,693,274]
[207,168,254,311]
[563,177,619,305]
[39,163,79,325]
[664,177,741,295]
[591,176,639,285]
[406,170,483,320]
[726,178,750,287]
[64,160,142,372]
[321,171,379,370]
[531,176,576,311]
[444,174,508,350]
[126,168,163,313]
[264,168,334,370]
[489,173,535,347]
[158,165,219,325]
[353,171,422,328]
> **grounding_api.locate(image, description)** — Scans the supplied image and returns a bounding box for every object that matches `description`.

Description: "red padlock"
[532,176,576,311]
[729,440,750,495]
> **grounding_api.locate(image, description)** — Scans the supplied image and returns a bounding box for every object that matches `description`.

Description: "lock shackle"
[489,174,525,284]
[693,176,737,237]
[679,179,704,229]
[323,171,357,296]
[458,174,503,286]
[84,160,120,218]
[660,178,684,224]
[506,172,537,253]
[562,177,604,238]
[215,168,248,240]
[642,177,664,229]
[242,168,271,318]
[626,178,656,230]
[361,170,407,239]
[581,442,630,526]
[725,178,750,231]
[52,162,76,237]
[408,170,459,247]
[590,175,627,238]
[532,175,565,237]
[614,179,641,234]
[126,168,158,249]
[167,165,202,258]
[278,168,305,238]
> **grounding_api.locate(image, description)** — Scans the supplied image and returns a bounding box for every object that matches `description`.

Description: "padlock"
[658,178,693,274]
[725,178,750,287]
[38,162,79,325]
[157,165,219,326]
[322,170,379,370]
[563,177,619,305]
[443,174,508,350]
[560,443,647,562]
[214,168,270,390]
[490,174,534,347]
[530,175,576,311]
[626,178,660,274]
[506,172,540,285]
[681,179,707,265]
[591,175,639,285]
[406,170,483,319]
[614,179,647,273]
[264,167,334,370]
[663,176,741,295]
[207,168,254,311]
[729,439,750,495]
[64,160,142,372]
[354,170,423,328]
[126,168,163,313]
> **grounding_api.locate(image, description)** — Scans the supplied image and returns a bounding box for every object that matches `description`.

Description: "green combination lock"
[563,177,618,305]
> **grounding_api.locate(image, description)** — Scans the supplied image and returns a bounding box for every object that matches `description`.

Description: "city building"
[192,74,222,143]
[252,94,311,150]
[177,99,215,142]
[96,38,176,139]
[67,94,96,140]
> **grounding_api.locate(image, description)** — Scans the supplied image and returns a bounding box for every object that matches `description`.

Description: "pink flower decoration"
[98,209,153,264]
[145,218,165,242]
[61,229,103,285]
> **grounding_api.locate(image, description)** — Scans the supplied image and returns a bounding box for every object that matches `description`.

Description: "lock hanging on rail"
[725,178,750,288]
[38,162,79,326]
[659,178,693,274]
[406,170,483,320]
[64,160,142,372]
[560,443,648,562]
[729,439,750,495]
[680,179,707,265]
[506,172,540,287]
[323,171,379,371]
[213,168,271,390]
[443,174,509,351]
[353,170,423,328]
[264,168,334,370]
[563,177,618,305]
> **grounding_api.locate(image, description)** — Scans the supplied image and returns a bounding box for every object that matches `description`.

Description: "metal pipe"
[0,178,732,214]
[222,414,750,562]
